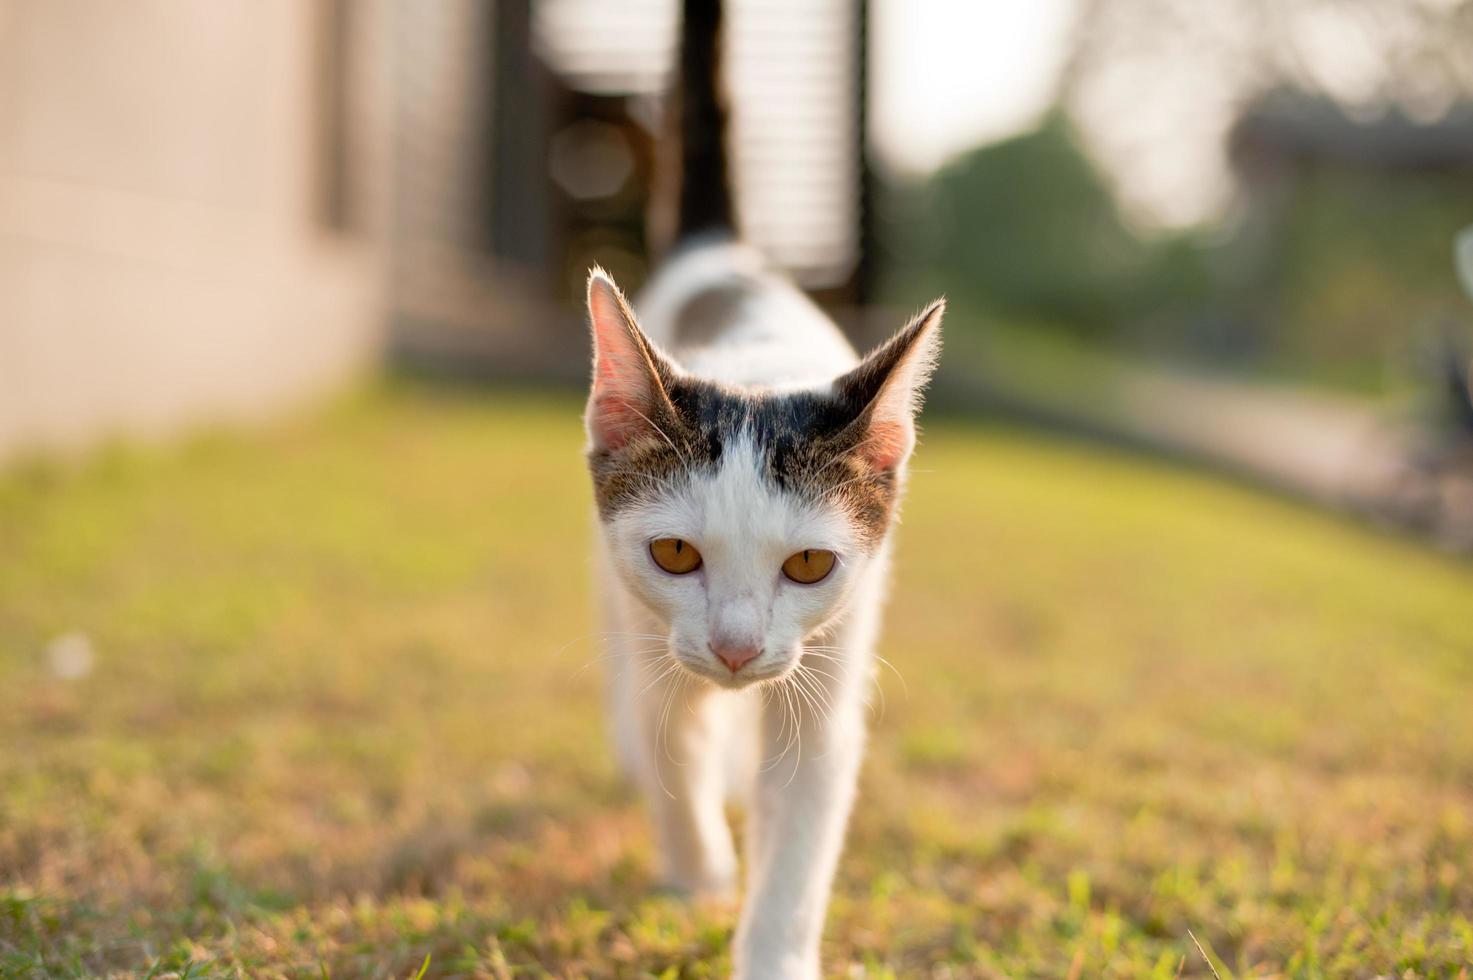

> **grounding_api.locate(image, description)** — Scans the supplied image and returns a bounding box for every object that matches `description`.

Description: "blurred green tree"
[882,112,1207,340]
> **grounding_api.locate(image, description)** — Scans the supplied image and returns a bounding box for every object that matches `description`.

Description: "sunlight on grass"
[2,383,1471,977]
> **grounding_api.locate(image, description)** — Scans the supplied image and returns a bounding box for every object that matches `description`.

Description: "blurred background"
[5,1,1473,975]
[5,0,1473,537]
[5,0,1473,542]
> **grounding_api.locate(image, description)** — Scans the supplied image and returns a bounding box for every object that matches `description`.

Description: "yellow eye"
[650,538,703,574]
[782,549,836,585]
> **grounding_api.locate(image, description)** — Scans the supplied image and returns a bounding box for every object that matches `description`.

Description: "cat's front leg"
[732,667,866,979]
[632,662,738,898]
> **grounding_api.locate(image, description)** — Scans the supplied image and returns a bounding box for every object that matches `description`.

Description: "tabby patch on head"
[584,270,942,547]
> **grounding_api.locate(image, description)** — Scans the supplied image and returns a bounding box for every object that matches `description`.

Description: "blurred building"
[0,0,872,462]
[0,0,391,461]
[1220,91,1473,377]
[393,0,872,379]
[1231,94,1473,178]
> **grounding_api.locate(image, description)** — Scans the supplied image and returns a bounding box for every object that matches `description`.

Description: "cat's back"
[633,236,858,391]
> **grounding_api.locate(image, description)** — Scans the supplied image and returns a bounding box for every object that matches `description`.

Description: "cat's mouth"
[673,645,795,690]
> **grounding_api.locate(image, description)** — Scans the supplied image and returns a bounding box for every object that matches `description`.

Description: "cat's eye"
[782,549,836,585]
[650,538,703,575]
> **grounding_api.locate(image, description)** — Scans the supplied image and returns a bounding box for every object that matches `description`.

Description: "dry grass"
[2,383,1472,978]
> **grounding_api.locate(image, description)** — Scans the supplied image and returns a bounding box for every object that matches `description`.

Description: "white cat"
[582,3,943,976]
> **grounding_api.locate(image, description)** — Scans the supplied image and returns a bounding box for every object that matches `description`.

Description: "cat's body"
[597,237,894,976]
[583,3,942,976]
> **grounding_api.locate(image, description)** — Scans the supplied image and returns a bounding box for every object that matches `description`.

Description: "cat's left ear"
[585,267,679,452]
[834,299,944,471]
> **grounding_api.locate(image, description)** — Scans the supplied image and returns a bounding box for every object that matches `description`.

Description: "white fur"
[592,239,924,979]
[635,238,858,388]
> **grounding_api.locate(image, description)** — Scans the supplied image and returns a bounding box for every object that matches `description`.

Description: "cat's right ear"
[832,299,944,472]
[585,268,676,452]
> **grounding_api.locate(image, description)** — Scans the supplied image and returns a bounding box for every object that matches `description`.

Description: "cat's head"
[584,269,943,690]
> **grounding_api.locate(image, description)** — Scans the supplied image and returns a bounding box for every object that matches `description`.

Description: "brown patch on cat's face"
[794,445,900,546]
[761,415,900,547]
[584,266,939,545]
[589,431,693,521]
[586,301,940,543]
[588,375,901,548]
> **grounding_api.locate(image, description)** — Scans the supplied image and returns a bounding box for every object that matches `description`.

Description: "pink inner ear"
[593,341,642,391]
[590,349,655,450]
[587,274,664,452]
[590,393,648,451]
[859,416,915,472]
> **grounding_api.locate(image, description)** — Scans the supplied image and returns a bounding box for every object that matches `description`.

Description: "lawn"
[2,383,1471,978]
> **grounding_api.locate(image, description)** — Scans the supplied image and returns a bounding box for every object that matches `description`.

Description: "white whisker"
[621,402,685,459]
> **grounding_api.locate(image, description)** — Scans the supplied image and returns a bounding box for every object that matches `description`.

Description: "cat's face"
[584,270,942,690]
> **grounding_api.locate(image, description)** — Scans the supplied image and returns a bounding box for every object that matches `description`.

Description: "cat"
[582,1,943,975]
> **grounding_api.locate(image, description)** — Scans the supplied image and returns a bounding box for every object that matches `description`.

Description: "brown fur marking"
[587,298,941,549]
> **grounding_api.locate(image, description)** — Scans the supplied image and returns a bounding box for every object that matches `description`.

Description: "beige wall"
[0,0,387,461]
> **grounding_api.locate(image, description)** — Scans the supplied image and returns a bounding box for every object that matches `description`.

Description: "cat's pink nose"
[710,642,761,673]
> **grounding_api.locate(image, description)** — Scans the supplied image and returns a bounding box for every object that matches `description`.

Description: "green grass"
[2,383,1472,978]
